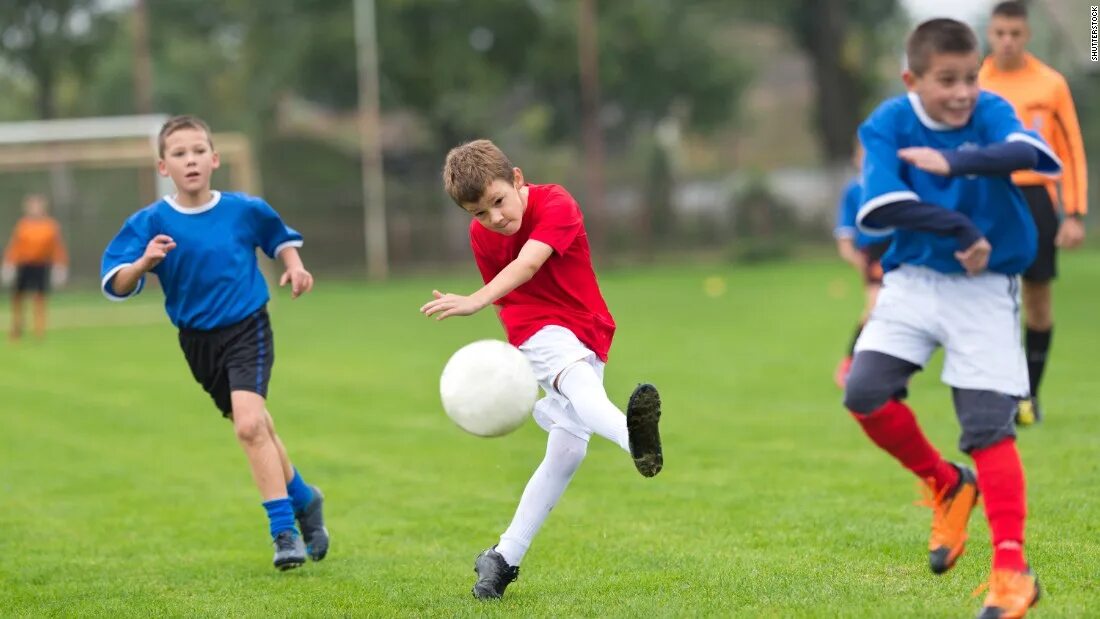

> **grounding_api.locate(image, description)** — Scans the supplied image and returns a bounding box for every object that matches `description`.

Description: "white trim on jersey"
[273,239,304,258]
[1006,132,1063,177]
[834,225,857,239]
[907,93,955,131]
[101,263,144,301]
[165,190,222,215]
[856,190,920,236]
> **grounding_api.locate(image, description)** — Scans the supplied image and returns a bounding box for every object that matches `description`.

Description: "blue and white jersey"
[858,91,1060,275]
[834,177,892,250]
[101,191,303,330]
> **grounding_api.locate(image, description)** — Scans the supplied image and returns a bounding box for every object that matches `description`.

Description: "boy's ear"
[901,69,918,90]
[156,159,169,177]
[512,166,525,189]
[211,150,221,169]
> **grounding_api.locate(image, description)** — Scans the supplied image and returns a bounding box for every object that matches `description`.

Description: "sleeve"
[527,188,583,255]
[855,113,919,236]
[252,198,304,259]
[50,219,69,267]
[981,94,1061,176]
[1050,78,1088,215]
[100,212,153,301]
[834,181,859,239]
[469,231,499,286]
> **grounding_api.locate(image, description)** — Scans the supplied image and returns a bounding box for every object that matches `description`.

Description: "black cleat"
[1015,397,1042,427]
[471,547,519,600]
[296,485,329,561]
[627,383,663,477]
[272,530,307,571]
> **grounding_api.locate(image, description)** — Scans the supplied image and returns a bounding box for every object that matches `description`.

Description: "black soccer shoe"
[626,383,663,477]
[471,547,519,600]
[296,485,329,561]
[272,530,307,571]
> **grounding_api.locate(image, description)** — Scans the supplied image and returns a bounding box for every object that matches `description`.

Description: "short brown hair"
[906,18,978,75]
[442,139,515,206]
[992,1,1028,19]
[157,115,214,158]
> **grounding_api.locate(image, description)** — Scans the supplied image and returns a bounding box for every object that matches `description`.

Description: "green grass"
[2,254,1100,617]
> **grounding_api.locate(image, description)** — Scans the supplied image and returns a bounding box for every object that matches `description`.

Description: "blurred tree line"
[21,0,1065,273]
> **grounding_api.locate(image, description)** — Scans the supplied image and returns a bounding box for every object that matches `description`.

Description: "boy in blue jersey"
[100,116,329,571]
[843,20,1059,618]
[833,139,891,388]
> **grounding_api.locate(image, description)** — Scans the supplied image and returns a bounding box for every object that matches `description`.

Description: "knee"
[843,378,891,415]
[954,389,1017,453]
[233,411,268,445]
[547,436,588,476]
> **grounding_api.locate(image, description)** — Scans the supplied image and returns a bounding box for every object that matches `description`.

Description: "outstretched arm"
[897,142,1038,177]
[277,246,313,299]
[421,239,554,320]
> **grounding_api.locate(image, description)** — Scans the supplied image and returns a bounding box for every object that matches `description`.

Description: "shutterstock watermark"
[1092,6,1099,62]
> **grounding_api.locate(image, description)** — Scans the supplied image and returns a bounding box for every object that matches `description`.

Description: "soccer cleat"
[626,383,663,477]
[272,529,307,571]
[296,485,329,561]
[918,463,979,574]
[834,356,853,389]
[471,547,519,600]
[1015,398,1042,427]
[974,567,1040,618]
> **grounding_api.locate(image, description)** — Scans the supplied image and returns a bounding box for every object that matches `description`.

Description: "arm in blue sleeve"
[942,141,1038,176]
[863,200,983,249]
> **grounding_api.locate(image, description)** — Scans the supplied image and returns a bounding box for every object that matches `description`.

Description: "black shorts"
[861,241,890,286]
[15,264,50,293]
[1021,185,1058,283]
[178,307,274,417]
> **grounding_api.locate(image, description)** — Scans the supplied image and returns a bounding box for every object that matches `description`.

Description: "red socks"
[852,400,959,492]
[972,438,1028,572]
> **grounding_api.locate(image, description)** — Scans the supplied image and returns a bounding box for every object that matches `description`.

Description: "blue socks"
[286,468,315,513]
[262,497,297,538]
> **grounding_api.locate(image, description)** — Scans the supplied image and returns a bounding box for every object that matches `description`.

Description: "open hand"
[955,237,991,275]
[138,234,176,270]
[898,147,950,176]
[279,267,314,299]
[420,290,485,321]
[1055,217,1086,249]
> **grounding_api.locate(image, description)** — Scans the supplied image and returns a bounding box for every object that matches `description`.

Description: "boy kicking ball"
[421,139,663,599]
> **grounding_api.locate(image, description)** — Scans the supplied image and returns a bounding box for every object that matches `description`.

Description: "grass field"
[2,254,1099,617]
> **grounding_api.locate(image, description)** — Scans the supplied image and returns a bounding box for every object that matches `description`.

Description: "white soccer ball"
[440,339,538,437]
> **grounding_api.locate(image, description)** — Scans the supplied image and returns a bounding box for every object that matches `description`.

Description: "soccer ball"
[440,340,538,437]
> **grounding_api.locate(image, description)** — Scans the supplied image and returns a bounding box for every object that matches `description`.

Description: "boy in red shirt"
[422,139,664,600]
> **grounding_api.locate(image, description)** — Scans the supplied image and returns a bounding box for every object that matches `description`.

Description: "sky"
[901,0,998,24]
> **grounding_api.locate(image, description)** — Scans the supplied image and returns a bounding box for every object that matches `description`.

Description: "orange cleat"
[974,567,1040,618]
[918,464,979,574]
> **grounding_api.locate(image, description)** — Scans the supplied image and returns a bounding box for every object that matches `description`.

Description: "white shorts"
[855,265,1028,397]
[519,325,604,441]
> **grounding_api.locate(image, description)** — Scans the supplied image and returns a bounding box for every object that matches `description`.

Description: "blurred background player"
[421,139,663,600]
[845,19,1059,619]
[100,115,327,571]
[979,0,1089,426]
[832,138,891,388]
[2,193,68,341]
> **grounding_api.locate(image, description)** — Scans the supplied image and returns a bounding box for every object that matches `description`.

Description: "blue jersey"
[101,191,303,330]
[857,91,1060,275]
[834,177,892,250]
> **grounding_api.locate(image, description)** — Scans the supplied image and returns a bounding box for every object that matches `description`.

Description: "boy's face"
[462,168,526,236]
[987,16,1029,63]
[158,127,220,194]
[23,195,47,217]
[903,51,981,128]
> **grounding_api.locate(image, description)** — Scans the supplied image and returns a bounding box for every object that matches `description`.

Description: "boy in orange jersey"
[979,0,1089,425]
[2,194,68,340]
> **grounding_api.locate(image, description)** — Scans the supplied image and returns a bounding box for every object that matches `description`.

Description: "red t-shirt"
[470,183,616,361]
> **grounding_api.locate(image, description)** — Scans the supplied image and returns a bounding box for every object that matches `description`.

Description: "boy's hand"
[955,237,991,275]
[137,234,176,271]
[279,267,314,299]
[1055,217,1086,249]
[50,266,68,288]
[420,290,486,320]
[0,263,13,287]
[898,147,950,176]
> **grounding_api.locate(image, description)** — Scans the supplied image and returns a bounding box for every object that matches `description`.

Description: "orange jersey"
[979,53,1088,215]
[4,216,68,266]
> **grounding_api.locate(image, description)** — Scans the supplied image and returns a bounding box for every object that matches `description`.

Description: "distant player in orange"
[979,0,1089,425]
[2,194,69,340]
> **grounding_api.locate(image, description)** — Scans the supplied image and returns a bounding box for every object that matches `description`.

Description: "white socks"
[496,428,588,566]
[557,362,631,452]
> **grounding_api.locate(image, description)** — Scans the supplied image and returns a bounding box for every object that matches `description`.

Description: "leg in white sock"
[557,362,630,451]
[496,428,588,566]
